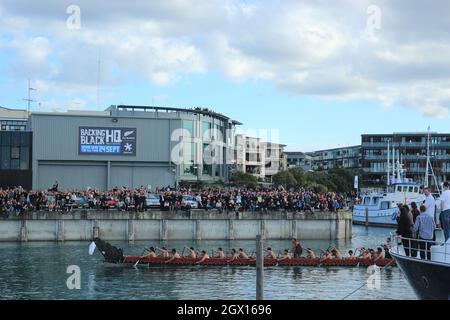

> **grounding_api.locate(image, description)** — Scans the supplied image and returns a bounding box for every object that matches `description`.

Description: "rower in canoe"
[277,250,292,262]
[305,248,316,259]
[165,249,181,263]
[227,248,239,262]
[264,247,277,259]
[141,247,157,258]
[157,247,169,258]
[213,248,225,258]
[186,246,197,259]
[238,248,250,259]
[195,250,210,264]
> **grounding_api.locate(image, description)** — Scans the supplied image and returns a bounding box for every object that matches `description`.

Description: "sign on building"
[79,127,137,155]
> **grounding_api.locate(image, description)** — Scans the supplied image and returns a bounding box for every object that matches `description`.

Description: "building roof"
[312,145,361,153]
[108,105,243,125]
[0,106,29,119]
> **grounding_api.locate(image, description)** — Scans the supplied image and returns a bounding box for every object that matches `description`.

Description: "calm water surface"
[0,226,418,300]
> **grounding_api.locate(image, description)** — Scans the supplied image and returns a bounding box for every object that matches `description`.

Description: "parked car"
[73,195,88,208]
[182,195,198,209]
[106,199,117,208]
[146,194,161,208]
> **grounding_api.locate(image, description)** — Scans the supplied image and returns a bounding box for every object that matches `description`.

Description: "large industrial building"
[1,105,241,191]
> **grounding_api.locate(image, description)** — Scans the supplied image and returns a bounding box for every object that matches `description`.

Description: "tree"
[272,170,297,188]
[229,171,258,188]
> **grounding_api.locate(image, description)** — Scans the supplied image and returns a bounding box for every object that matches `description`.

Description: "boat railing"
[390,232,450,264]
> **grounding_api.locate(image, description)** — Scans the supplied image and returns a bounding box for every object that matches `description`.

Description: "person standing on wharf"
[440,182,450,241]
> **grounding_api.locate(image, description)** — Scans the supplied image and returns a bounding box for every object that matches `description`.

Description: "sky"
[1,0,450,151]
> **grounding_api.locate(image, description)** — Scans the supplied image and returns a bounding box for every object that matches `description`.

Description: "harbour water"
[0,226,418,300]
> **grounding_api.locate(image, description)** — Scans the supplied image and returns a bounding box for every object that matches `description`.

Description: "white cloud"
[0,0,450,117]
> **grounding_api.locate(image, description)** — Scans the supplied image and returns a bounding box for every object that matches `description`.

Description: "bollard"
[365,207,369,227]
[256,234,264,300]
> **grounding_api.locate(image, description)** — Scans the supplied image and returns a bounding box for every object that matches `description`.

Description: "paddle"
[133,248,148,268]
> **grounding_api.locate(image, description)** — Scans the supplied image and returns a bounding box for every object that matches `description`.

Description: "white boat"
[353,181,425,227]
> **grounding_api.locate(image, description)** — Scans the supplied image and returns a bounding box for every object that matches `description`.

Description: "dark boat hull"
[391,252,450,300]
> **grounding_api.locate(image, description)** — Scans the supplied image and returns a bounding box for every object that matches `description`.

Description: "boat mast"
[424,127,442,193]
[386,139,390,191]
[425,127,430,188]
[392,142,395,183]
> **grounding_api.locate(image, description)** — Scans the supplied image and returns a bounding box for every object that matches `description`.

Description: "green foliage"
[272,167,360,193]
[229,171,258,188]
[272,170,297,188]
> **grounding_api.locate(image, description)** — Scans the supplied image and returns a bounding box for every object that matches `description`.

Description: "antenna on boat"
[386,139,390,191]
[424,126,441,193]
[392,142,395,183]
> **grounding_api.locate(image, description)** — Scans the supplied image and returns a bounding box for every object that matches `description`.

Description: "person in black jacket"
[396,206,413,256]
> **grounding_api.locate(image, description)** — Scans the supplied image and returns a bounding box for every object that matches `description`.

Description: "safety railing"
[390,232,450,263]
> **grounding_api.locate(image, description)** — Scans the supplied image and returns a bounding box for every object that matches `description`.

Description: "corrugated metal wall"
[31,114,180,190]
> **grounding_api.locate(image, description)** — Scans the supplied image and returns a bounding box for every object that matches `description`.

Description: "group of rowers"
[138,238,389,264]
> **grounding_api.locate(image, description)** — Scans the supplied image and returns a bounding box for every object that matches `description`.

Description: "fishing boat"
[390,234,450,300]
[90,238,396,267]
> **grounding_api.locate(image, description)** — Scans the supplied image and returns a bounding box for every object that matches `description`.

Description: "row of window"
[0,131,31,146]
[0,120,28,132]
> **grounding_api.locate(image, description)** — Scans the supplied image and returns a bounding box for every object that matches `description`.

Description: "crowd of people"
[139,238,392,263]
[0,183,354,216]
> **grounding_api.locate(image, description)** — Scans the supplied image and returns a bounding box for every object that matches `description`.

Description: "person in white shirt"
[423,187,436,221]
[440,182,450,241]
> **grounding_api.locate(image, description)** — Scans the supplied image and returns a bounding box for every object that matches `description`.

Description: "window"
[11,147,20,159]
[397,186,402,192]
[363,197,371,205]
[201,121,210,136]
[408,186,414,192]
[1,146,10,169]
[380,202,389,210]
[20,147,29,170]
[182,120,194,137]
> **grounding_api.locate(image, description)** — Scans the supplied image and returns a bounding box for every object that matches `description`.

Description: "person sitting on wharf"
[227,248,239,262]
[195,250,210,264]
[213,247,225,258]
[157,247,169,258]
[277,249,292,262]
[305,248,316,259]
[238,248,249,259]
[141,247,157,258]
[186,246,197,259]
[165,249,181,263]
[264,247,277,259]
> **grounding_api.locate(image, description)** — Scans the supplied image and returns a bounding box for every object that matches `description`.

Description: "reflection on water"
[0,226,418,300]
